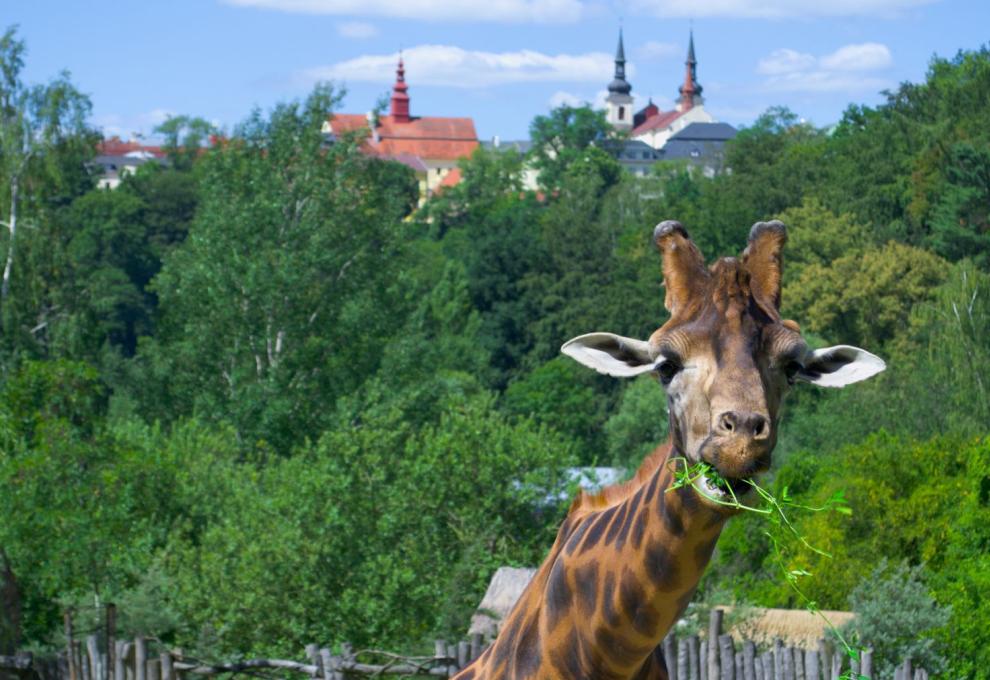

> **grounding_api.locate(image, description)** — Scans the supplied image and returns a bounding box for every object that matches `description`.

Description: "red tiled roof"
[329,114,478,161]
[97,137,165,158]
[631,109,684,136]
[439,167,462,188]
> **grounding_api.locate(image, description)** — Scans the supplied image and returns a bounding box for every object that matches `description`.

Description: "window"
[618,106,625,120]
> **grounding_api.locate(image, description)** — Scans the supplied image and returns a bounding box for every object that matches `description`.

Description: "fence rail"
[0,608,929,680]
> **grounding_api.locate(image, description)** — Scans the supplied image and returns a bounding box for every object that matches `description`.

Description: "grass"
[667,457,867,680]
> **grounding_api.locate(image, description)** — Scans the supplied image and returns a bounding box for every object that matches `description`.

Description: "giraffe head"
[562,220,885,511]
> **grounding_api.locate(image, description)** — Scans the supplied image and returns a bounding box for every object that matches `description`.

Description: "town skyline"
[7,0,988,141]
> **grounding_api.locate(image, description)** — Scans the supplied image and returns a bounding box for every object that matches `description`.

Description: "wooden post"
[121,643,133,680]
[772,640,784,680]
[160,653,173,680]
[106,605,116,680]
[134,638,146,680]
[700,641,709,680]
[457,641,469,670]
[780,644,793,680]
[470,634,483,662]
[64,613,77,680]
[735,651,743,680]
[87,635,100,680]
[147,658,160,680]
[754,655,764,680]
[900,658,912,680]
[678,637,689,680]
[817,640,829,680]
[794,647,805,680]
[849,653,859,677]
[318,648,334,680]
[805,649,818,680]
[861,649,873,679]
[688,635,701,680]
[761,651,774,680]
[664,635,677,680]
[829,651,842,680]
[708,610,723,680]
[742,641,756,680]
[718,635,734,680]
[305,644,322,678]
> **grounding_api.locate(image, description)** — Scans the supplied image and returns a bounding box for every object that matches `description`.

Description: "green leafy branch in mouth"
[667,457,866,679]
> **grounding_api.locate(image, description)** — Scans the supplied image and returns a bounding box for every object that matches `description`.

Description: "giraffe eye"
[784,361,803,384]
[657,360,680,385]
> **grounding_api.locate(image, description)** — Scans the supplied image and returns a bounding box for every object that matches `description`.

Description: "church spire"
[390,54,411,123]
[608,28,632,96]
[678,30,703,110]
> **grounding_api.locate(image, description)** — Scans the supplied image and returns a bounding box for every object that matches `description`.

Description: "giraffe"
[454,220,886,680]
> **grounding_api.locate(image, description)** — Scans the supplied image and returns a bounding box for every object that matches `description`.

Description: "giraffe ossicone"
[455,220,884,680]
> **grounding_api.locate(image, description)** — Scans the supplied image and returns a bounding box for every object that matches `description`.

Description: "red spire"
[390,54,411,123]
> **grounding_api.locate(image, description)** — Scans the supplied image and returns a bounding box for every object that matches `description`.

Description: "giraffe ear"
[743,220,787,316]
[796,345,886,388]
[654,220,709,317]
[561,333,656,378]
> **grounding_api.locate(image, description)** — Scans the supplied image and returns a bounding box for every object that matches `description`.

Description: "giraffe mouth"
[694,469,756,502]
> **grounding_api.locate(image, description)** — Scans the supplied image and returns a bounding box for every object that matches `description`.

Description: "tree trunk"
[2,176,19,304]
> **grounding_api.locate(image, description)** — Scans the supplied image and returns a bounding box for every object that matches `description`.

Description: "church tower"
[390,54,411,123]
[676,30,704,112]
[605,29,633,131]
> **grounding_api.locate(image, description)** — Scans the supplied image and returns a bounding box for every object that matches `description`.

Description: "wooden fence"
[0,607,930,680]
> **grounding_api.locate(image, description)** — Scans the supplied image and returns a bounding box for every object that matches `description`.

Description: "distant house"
[656,122,737,177]
[91,138,165,189]
[325,57,479,202]
[600,29,737,177]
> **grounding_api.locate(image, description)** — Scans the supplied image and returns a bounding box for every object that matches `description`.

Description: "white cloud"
[336,21,378,38]
[303,45,621,88]
[630,0,934,18]
[756,48,816,76]
[819,43,892,71]
[223,0,583,22]
[635,40,679,62]
[757,42,893,93]
[549,91,585,107]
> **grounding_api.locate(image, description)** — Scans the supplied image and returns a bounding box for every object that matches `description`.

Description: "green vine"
[667,457,866,679]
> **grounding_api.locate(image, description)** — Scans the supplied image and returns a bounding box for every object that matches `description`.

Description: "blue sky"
[7,0,988,141]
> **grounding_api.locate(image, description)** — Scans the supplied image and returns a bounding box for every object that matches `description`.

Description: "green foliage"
[163,392,575,656]
[148,83,418,448]
[528,105,613,190]
[839,560,950,679]
[603,374,667,471]
[3,30,990,668]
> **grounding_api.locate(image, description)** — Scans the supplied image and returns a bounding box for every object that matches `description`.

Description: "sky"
[6,0,989,142]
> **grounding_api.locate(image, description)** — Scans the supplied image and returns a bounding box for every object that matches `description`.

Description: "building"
[604,30,634,132]
[599,29,737,177]
[325,57,479,200]
[629,30,717,150]
[656,121,737,177]
[91,138,165,189]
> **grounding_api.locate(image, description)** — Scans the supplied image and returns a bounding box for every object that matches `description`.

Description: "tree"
[147,84,418,448]
[841,560,950,679]
[0,26,94,320]
[154,114,216,170]
[528,105,612,190]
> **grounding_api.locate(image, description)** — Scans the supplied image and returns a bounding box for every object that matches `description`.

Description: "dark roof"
[669,122,737,142]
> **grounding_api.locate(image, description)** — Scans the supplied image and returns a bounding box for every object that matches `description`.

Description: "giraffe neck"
[542,442,727,678]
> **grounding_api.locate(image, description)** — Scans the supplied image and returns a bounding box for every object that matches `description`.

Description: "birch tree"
[0,26,93,323]
[148,84,418,449]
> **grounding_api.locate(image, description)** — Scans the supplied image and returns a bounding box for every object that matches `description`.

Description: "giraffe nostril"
[753,418,764,436]
[719,412,736,433]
